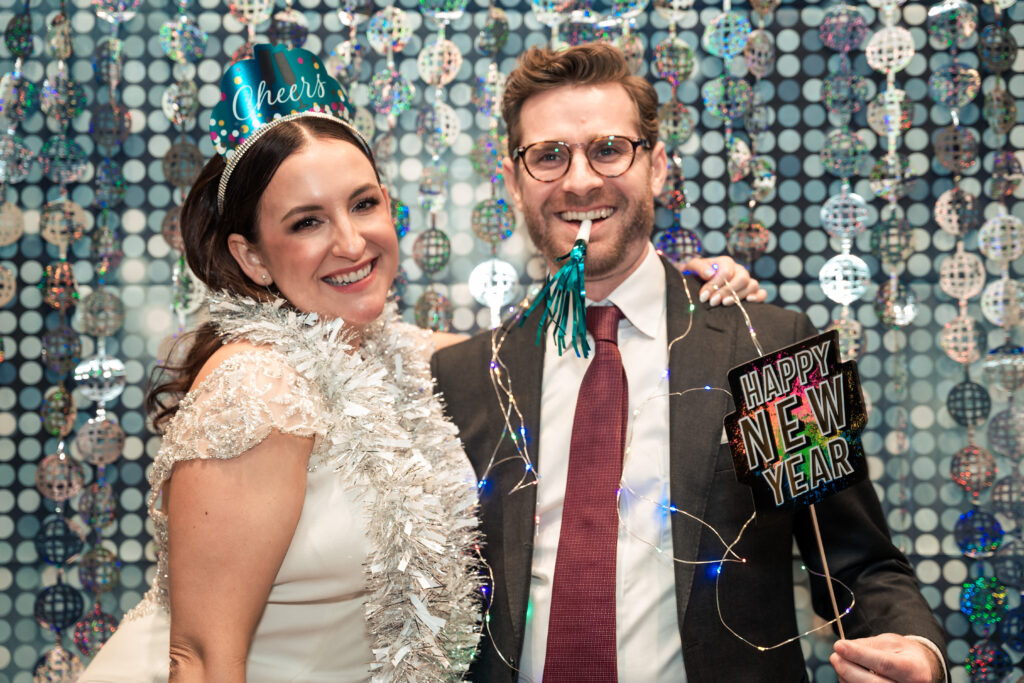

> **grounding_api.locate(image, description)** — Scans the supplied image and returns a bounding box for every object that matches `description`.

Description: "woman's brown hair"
[146,117,378,431]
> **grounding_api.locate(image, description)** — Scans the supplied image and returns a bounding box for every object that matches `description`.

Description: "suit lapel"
[493,310,546,651]
[663,258,739,628]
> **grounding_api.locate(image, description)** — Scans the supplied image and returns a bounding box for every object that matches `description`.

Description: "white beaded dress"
[80,296,481,682]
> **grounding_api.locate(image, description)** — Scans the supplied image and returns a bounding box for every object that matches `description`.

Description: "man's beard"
[522,194,655,280]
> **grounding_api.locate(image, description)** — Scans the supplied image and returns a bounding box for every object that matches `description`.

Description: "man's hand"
[683,256,768,307]
[830,633,944,683]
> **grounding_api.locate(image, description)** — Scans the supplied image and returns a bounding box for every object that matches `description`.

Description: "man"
[432,43,946,682]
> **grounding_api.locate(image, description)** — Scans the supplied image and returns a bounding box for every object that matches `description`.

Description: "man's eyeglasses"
[511,135,652,183]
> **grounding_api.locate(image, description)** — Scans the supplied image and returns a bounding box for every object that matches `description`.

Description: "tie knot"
[586,305,622,345]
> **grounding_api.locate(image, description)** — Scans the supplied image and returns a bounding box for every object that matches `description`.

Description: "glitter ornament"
[40,386,76,438]
[159,14,207,64]
[745,104,772,136]
[91,224,123,277]
[78,482,118,530]
[1000,608,1024,654]
[72,604,118,657]
[41,76,87,127]
[0,133,35,184]
[979,25,1017,74]
[326,41,363,85]
[960,577,1008,626]
[529,0,572,28]
[875,279,917,326]
[820,191,869,239]
[40,325,80,375]
[981,279,1023,328]
[828,317,863,360]
[866,26,915,74]
[926,0,977,48]
[93,0,140,24]
[978,215,1024,264]
[616,33,645,75]
[370,70,415,118]
[413,228,452,275]
[471,66,505,117]
[823,71,869,117]
[0,201,23,246]
[418,39,462,87]
[36,454,84,502]
[352,106,374,146]
[80,289,124,338]
[951,444,997,498]
[610,0,649,20]
[955,509,1003,558]
[390,197,410,239]
[172,264,206,316]
[46,12,72,60]
[935,188,981,236]
[658,162,688,211]
[821,130,867,179]
[656,228,702,267]
[93,37,124,87]
[41,135,88,185]
[990,151,1023,200]
[228,0,273,26]
[750,0,780,14]
[367,7,413,54]
[267,8,309,48]
[476,6,509,56]
[653,36,695,85]
[35,583,85,632]
[91,102,131,151]
[929,63,981,110]
[75,416,125,466]
[939,250,985,300]
[163,141,204,189]
[389,264,408,304]
[984,345,1024,394]
[744,30,775,78]
[469,132,504,180]
[866,91,911,136]
[74,354,127,404]
[701,76,752,121]
[558,18,602,50]
[418,164,448,213]
[947,380,991,427]
[819,3,868,52]
[993,475,1024,521]
[0,265,13,307]
[417,102,461,154]
[965,639,1012,680]
[934,125,977,172]
[41,201,88,250]
[942,314,986,364]
[32,645,84,683]
[727,137,751,181]
[95,159,126,209]
[78,546,120,594]
[995,540,1024,591]
[162,80,199,128]
[162,205,183,251]
[652,0,694,24]
[869,155,913,202]
[726,219,770,263]
[420,0,470,24]
[469,258,518,309]
[414,289,452,331]
[42,263,79,312]
[34,516,83,566]
[983,87,1016,136]
[3,10,32,60]
[988,407,1024,460]
[871,212,913,271]
[337,0,373,26]
[659,101,697,148]
[750,157,776,201]
[0,73,39,125]
[819,253,869,306]
[703,12,751,60]
[471,198,515,245]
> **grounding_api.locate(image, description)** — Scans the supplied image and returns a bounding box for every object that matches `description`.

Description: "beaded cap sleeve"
[125,349,329,620]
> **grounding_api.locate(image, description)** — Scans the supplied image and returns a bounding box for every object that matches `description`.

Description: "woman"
[82,45,762,682]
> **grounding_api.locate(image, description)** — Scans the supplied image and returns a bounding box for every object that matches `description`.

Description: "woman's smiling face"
[228,136,398,327]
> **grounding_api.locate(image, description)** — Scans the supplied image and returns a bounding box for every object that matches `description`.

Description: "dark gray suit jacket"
[431,257,946,682]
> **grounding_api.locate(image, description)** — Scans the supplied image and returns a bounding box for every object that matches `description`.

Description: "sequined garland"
[207,294,483,681]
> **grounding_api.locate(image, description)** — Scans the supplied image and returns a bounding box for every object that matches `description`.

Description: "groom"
[432,43,946,682]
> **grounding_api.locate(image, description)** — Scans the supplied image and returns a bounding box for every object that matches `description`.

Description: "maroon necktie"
[543,305,628,682]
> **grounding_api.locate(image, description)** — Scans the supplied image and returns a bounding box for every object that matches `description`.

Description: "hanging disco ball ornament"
[469,131,504,180]
[659,101,697,148]
[653,36,695,85]
[955,509,1003,558]
[417,102,461,155]
[981,279,1023,328]
[960,577,1008,626]
[413,228,452,275]
[0,265,13,308]
[476,6,509,56]
[927,0,977,48]
[418,163,448,214]
[827,317,863,361]
[46,12,72,60]
[370,70,415,118]
[469,258,519,309]
[750,157,776,202]
[41,135,88,185]
[74,354,127,404]
[418,38,463,87]
[616,33,645,75]
[267,8,309,48]
[0,133,35,185]
[928,62,981,110]
[471,66,505,117]
[965,639,1012,680]
[159,15,207,64]
[163,141,204,189]
[703,11,751,60]
[41,76,87,127]
[36,454,84,502]
[658,161,687,212]
[471,198,515,245]
[94,36,125,87]
[819,253,869,306]
[530,0,573,28]
[79,546,121,594]
[978,215,1024,264]
[0,201,23,246]
[727,137,751,181]
[866,91,911,137]
[701,76,752,121]
[819,3,868,52]
[821,130,867,179]
[35,583,85,632]
[948,379,992,428]
[75,415,125,466]
[726,219,770,263]
[979,24,1017,74]
[823,70,869,118]
[33,645,84,682]
[366,7,413,55]
[93,0,140,24]
[942,314,986,364]
[91,103,131,151]
[41,325,80,375]
[934,125,977,172]
[874,279,917,326]
[995,540,1024,591]
[92,225,123,276]
[41,200,89,250]
[389,264,409,304]
[983,87,1016,136]
[935,188,981,237]
[78,482,118,529]
[419,0,470,24]
[866,26,915,74]
[744,30,775,78]
[228,0,274,26]
[869,155,913,202]
[40,386,76,438]
[656,228,701,267]
[871,212,914,272]
[337,0,373,26]
[42,264,80,312]
[390,197,409,239]
[988,407,1024,461]
[0,73,39,125]
[951,444,997,499]
[984,345,1024,394]
[173,263,207,316]
[352,106,374,146]
[994,475,1024,521]
[326,41,364,85]
[3,9,32,59]
[610,0,649,20]
[414,289,452,331]
[820,191,869,240]
[990,151,1023,200]
[80,289,125,338]
[652,0,694,24]
[939,250,985,301]
[1000,607,1024,653]
[95,159,126,209]
[72,604,118,657]
[35,515,84,566]
[745,104,772,136]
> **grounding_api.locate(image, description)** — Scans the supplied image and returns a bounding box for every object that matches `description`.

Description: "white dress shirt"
[519,244,687,682]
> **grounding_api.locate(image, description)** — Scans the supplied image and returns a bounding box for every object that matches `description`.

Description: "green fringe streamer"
[520,238,590,358]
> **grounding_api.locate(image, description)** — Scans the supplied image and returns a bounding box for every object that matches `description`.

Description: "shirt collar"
[589,243,665,340]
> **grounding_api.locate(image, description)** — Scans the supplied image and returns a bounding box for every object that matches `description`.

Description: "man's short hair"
[501,42,660,157]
